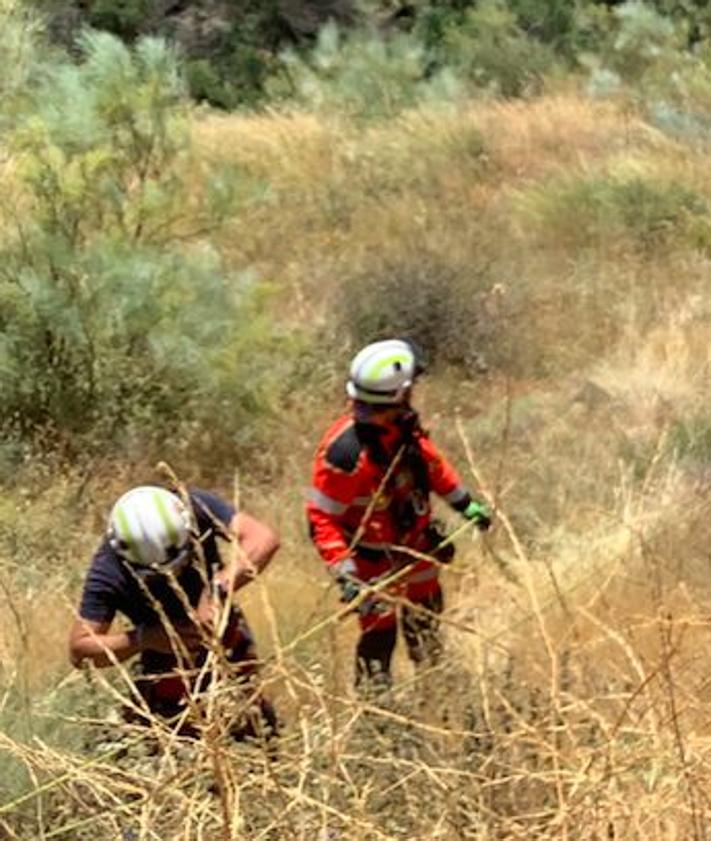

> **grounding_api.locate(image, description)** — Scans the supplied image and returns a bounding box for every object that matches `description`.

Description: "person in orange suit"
[307,339,491,689]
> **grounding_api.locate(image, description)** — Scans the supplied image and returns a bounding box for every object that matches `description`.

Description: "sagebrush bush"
[0,30,289,460]
[584,0,702,102]
[275,23,460,120]
[1,241,231,433]
[607,0,681,81]
[438,0,560,98]
[12,31,188,247]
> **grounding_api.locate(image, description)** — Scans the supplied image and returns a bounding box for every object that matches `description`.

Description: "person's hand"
[463,500,492,532]
[334,557,359,602]
[195,577,231,629]
[195,596,216,630]
[334,558,391,616]
[338,575,391,616]
[357,594,391,617]
[338,576,362,604]
[135,622,204,654]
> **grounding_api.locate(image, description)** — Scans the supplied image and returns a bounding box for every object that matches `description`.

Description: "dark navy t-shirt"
[79,489,235,628]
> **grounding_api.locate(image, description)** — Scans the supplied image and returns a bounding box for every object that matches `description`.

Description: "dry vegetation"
[3,90,711,838]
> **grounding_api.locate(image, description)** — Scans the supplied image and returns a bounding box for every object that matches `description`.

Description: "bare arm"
[68,617,140,669]
[69,616,205,669]
[218,511,280,593]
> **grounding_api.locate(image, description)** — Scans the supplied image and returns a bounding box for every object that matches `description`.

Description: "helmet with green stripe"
[108,486,193,575]
[346,339,423,405]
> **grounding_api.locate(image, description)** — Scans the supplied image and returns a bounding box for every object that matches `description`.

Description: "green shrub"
[414,0,597,60]
[0,0,46,116]
[578,5,711,152]
[669,416,711,465]
[648,0,711,38]
[86,0,151,40]
[436,0,559,98]
[334,250,497,373]
[9,31,190,249]
[608,1,680,80]
[519,174,707,250]
[1,241,233,435]
[275,23,456,119]
[507,0,580,51]
[185,38,280,110]
[185,58,241,110]
[583,0,695,97]
[0,30,281,457]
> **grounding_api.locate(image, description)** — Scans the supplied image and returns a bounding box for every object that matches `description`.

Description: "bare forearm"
[70,629,140,668]
[227,542,278,591]
[224,513,280,592]
[243,534,279,575]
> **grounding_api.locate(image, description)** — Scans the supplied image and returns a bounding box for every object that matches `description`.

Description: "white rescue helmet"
[108,486,193,575]
[346,339,422,405]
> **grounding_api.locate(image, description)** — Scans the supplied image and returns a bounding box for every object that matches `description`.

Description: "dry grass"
[188,93,711,379]
[4,90,711,836]
[3,429,711,838]
[4,355,711,838]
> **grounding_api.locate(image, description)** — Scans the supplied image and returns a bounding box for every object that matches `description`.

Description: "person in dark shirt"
[69,485,280,737]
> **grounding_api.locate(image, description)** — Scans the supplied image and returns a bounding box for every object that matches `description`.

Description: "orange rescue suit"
[307,413,471,629]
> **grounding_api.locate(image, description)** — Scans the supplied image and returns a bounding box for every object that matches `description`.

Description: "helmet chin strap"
[389,405,419,436]
[355,406,420,442]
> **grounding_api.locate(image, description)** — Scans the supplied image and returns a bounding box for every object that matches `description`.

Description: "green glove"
[462,500,492,532]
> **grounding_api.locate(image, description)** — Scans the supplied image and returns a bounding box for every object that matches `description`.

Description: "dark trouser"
[231,695,279,743]
[355,588,444,688]
[130,666,278,742]
[129,609,278,741]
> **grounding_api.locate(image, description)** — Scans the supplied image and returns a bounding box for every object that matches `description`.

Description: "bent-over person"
[69,485,280,740]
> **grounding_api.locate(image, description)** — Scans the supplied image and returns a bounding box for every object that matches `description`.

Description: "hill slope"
[3,92,711,838]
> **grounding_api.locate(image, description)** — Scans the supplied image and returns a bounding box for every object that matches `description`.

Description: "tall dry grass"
[3,400,711,839]
[4,90,711,837]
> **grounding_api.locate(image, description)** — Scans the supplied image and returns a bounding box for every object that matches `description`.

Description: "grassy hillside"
[3,86,711,837]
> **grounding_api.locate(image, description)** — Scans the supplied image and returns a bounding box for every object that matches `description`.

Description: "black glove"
[462,500,492,532]
[426,521,456,564]
[334,559,390,616]
[338,576,362,604]
[340,574,394,617]
[334,558,360,603]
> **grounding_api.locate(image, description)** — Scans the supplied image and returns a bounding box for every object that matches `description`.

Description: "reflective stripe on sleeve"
[308,487,348,515]
[356,540,391,552]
